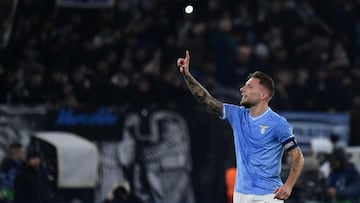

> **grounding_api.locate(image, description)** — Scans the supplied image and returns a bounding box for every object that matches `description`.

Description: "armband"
[283,137,298,152]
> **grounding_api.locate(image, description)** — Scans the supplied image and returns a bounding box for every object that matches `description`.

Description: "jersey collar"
[249,107,271,121]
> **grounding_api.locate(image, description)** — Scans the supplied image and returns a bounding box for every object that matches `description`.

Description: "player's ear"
[261,90,269,100]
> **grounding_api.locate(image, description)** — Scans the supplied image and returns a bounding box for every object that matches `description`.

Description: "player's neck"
[249,103,269,117]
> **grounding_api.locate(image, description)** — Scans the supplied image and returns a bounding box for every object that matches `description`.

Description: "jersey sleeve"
[276,117,298,152]
[219,103,245,121]
[219,103,247,131]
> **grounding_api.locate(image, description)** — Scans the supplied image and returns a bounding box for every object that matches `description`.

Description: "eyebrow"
[245,81,255,86]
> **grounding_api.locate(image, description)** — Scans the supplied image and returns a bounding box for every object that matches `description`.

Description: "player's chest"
[240,118,275,142]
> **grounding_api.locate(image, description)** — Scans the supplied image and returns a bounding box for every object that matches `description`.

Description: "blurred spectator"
[226,45,255,88]
[45,69,67,106]
[210,17,237,87]
[0,143,25,203]
[69,65,96,106]
[0,2,359,203]
[306,68,333,111]
[110,68,132,107]
[326,148,360,203]
[2,68,25,104]
[330,133,342,150]
[13,151,51,203]
[271,70,293,111]
[131,74,155,108]
[309,137,334,179]
[22,70,47,105]
[180,22,209,73]
[102,180,142,203]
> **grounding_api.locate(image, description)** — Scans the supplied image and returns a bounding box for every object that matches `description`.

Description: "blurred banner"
[0,106,46,160]
[46,106,213,203]
[117,109,194,203]
[281,112,350,153]
[56,0,114,8]
[0,106,352,203]
[46,106,124,140]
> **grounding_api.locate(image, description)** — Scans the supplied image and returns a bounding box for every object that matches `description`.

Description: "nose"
[240,86,245,92]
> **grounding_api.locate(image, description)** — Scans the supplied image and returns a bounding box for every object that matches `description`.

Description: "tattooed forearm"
[183,73,223,116]
[285,147,304,187]
[291,157,302,173]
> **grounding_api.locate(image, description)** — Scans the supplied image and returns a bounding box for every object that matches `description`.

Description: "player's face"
[239,77,267,107]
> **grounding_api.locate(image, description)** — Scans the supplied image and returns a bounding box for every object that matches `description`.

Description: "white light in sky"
[185,5,193,14]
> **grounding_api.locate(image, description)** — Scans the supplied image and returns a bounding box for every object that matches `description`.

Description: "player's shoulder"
[224,103,245,111]
[222,103,247,119]
[268,108,289,124]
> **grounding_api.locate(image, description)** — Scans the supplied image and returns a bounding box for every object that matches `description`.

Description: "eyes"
[241,84,253,90]
[246,84,254,89]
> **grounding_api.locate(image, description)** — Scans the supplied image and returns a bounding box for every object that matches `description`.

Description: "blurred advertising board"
[46,106,124,140]
[281,112,350,153]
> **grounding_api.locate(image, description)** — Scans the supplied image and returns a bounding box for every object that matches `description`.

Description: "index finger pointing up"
[185,50,190,60]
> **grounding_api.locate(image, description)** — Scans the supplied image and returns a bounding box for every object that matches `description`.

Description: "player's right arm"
[177,50,223,117]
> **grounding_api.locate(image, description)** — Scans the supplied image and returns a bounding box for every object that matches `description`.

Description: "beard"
[240,100,253,108]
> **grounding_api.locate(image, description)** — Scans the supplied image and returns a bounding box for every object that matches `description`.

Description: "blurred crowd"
[284,135,360,203]
[1,1,360,203]
[0,0,360,112]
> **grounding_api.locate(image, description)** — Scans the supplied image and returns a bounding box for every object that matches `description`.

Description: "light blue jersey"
[220,103,297,195]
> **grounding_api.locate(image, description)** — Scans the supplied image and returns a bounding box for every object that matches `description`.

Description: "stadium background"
[0,0,360,203]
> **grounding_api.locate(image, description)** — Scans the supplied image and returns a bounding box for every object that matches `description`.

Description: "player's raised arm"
[177,50,223,116]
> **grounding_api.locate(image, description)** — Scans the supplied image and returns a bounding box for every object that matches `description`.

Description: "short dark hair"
[248,71,275,100]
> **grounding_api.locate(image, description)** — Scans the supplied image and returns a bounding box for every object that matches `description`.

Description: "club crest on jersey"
[259,125,269,134]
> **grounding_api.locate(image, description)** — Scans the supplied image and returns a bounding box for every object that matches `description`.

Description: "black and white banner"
[1,106,195,203]
[94,109,194,203]
[56,0,114,8]
[0,106,46,160]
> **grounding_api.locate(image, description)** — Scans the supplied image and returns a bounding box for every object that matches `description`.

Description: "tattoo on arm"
[291,156,301,172]
[286,147,304,187]
[183,73,223,116]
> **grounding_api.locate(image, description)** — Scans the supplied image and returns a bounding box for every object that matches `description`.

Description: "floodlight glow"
[185,5,193,14]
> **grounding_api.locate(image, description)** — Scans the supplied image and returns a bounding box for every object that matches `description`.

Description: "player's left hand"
[273,184,292,200]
